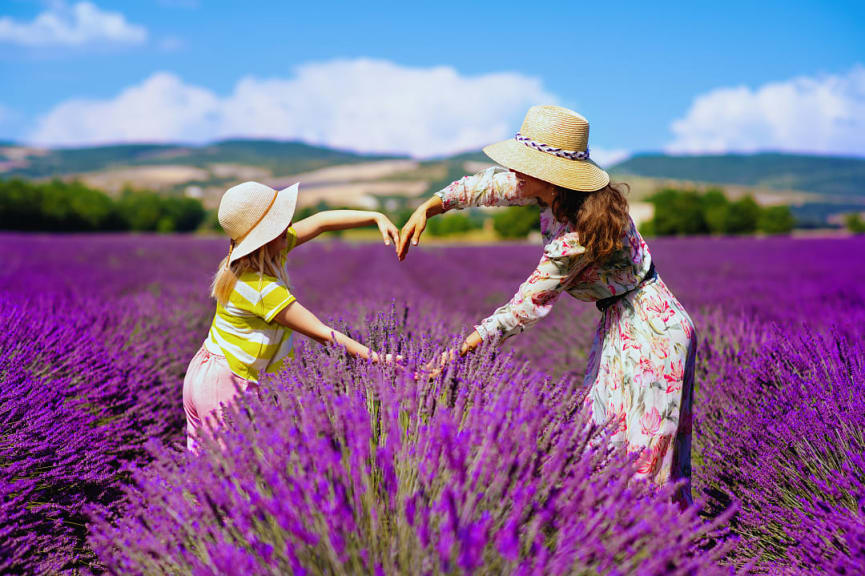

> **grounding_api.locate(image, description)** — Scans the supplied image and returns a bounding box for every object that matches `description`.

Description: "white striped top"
[203,227,297,382]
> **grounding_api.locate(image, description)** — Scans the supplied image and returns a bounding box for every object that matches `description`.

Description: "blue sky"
[0,0,863,161]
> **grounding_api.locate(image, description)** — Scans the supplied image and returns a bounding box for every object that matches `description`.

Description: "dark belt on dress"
[595,261,657,312]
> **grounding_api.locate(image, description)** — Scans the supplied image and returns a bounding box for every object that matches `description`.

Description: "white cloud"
[31,73,221,144]
[589,147,630,167]
[29,59,559,157]
[0,1,147,47]
[668,65,865,156]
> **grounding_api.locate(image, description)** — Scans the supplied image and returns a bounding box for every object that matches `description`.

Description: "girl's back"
[204,227,298,383]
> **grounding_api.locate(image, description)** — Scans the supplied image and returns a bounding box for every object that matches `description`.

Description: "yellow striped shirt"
[204,226,298,382]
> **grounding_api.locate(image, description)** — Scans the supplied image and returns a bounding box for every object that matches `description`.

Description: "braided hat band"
[482,106,608,191]
[515,132,590,161]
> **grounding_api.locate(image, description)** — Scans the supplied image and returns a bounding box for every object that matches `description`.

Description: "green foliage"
[648,188,707,235]
[646,187,795,236]
[0,179,120,231]
[115,189,164,231]
[725,196,761,234]
[845,212,865,234]
[0,179,205,233]
[493,205,540,239]
[637,218,655,237]
[205,210,223,232]
[701,189,728,234]
[758,205,795,235]
[387,207,416,229]
[426,212,479,236]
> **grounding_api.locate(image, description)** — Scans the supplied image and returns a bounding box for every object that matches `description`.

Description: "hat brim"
[483,139,610,192]
[229,182,299,263]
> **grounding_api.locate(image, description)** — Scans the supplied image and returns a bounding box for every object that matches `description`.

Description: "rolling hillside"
[610,153,865,199]
[2,141,863,226]
[0,140,401,180]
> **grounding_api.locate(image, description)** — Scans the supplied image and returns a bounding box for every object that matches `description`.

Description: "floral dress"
[435,166,695,506]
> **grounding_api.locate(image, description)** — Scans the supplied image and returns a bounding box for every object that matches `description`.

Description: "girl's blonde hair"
[211,234,291,306]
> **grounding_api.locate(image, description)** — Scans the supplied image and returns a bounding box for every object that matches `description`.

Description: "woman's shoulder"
[541,214,643,262]
[477,165,517,187]
[543,228,586,260]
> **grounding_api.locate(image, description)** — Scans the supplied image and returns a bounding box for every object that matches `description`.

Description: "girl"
[398,105,696,509]
[183,180,400,455]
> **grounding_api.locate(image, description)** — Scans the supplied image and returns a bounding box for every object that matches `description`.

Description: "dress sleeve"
[474,232,587,344]
[434,166,535,210]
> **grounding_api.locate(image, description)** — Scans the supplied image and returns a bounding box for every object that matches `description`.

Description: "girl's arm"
[292,210,399,250]
[272,300,393,363]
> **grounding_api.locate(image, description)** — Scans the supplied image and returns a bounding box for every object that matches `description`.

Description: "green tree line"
[845,213,865,234]
[0,179,206,232]
[642,188,795,236]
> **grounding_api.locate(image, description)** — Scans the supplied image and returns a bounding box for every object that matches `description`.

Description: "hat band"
[225,188,279,267]
[515,132,590,161]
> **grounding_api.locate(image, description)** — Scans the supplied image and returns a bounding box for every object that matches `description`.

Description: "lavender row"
[1,233,863,574]
[87,312,740,576]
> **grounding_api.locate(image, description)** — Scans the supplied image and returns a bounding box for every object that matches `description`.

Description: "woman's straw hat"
[483,105,610,192]
[218,181,299,264]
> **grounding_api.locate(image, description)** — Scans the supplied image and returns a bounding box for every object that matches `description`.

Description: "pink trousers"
[182,345,260,455]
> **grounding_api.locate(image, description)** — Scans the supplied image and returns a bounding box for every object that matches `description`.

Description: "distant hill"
[0,139,402,180]
[3,142,863,227]
[610,153,865,198]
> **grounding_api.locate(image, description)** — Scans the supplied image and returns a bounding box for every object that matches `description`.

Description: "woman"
[398,105,695,509]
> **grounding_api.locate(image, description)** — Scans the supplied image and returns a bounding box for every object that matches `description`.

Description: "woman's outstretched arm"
[293,210,399,251]
[398,166,532,260]
[464,234,588,350]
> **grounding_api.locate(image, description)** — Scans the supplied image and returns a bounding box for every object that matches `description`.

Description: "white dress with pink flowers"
[435,166,695,505]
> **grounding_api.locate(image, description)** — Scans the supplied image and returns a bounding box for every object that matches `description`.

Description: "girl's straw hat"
[483,105,610,192]
[218,181,299,264]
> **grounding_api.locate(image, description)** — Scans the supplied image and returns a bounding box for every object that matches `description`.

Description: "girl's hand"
[370,351,404,365]
[376,214,400,252]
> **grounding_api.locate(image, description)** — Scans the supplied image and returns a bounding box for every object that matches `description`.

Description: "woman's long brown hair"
[550,182,631,263]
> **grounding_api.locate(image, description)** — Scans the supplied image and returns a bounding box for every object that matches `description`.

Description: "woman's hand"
[413,348,456,380]
[460,330,483,355]
[398,196,444,261]
[398,208,427,261]
[375,214,400,253]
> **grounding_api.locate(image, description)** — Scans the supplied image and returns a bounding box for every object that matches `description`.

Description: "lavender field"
[2,233,864,575]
